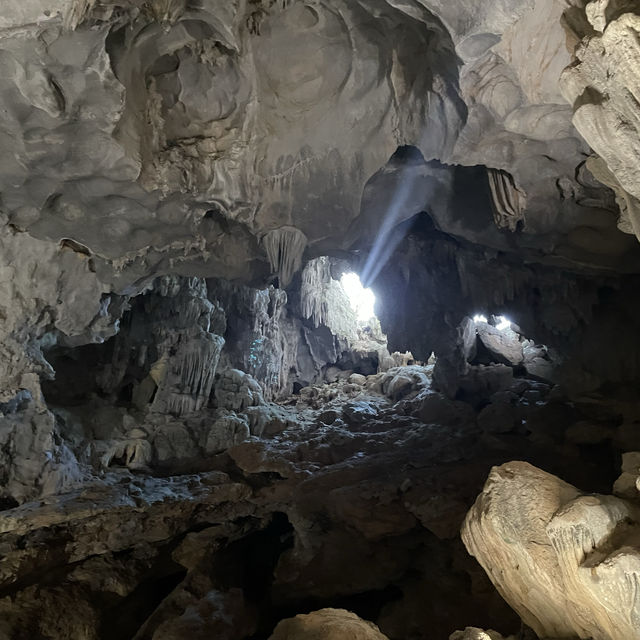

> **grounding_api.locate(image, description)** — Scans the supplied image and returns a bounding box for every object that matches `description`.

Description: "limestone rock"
[244,404,290,437]
[214,369,265,412]
[342,400,379,425]
[349,373,367,386]
[150,588,255,640]
[205,411,250,455]
[475,323,523,367]
[561,5,640,237]
[450,628,515,640]
[101,437,153,471]
[462,461,640,640]
[0,403,83,503]
[152,422,199,464]
[268,608,389,640]
[301,257,358,341]
[380,366,432,402]
[148,278,225,417]
[522,341,557,383]
[613,451,640,499]
[228,441,295,478]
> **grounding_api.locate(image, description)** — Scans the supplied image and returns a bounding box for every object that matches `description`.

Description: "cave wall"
[371,212,640,397]
[0,0,639,410]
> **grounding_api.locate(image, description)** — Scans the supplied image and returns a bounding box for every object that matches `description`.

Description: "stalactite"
[151,333,225,416]
[141,0,187,24]
[63,0,96,30]
[262,226,307,288]
[300,257,333,328]
[487,168,526,232]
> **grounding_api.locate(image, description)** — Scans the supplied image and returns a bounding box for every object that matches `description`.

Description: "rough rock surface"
[450,629,515,640]
[561,2,640,237]
[268,608,389,640]
[462,461,640,640]
[2,1,640,639]
[2,361,630,639]
[475,324,523,367]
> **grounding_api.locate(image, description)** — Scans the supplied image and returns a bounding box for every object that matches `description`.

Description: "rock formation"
[1,0,640,638]
[268,608,389,640]
[462,461,640,640]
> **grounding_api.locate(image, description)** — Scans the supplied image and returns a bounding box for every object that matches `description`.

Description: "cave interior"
[1,2,640,640]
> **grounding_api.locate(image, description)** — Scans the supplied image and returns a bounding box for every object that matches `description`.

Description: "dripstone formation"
[1,1,640,639]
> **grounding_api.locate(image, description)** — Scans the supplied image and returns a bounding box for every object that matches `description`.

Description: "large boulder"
[462,461,640,640]
[268,608,389,640]
[450,629,515,640]
[205,411,250,455]
[475,324,523,367]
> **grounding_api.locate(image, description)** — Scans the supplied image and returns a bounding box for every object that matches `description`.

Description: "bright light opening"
[340,272,376,322]
[473,314,512,331]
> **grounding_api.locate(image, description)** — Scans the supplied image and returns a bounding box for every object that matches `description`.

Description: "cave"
[1,2,640,640]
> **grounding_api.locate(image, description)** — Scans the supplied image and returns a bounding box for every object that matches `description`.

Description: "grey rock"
[205,412,250,455]
[477,403,517,434]
[343,401,378,425]
[475,323,523,367]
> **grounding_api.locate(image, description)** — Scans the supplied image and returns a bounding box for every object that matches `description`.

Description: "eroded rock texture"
[268,608,389,640]
[6,365,626,639]
[463,461,640,640]
[561,0,640,237]
[2,0,640,638]
[0,0,639,412]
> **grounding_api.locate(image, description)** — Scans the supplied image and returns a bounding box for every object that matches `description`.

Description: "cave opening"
[340,271,377,324]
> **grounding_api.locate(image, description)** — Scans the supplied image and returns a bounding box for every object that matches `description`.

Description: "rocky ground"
[1,362,632,640]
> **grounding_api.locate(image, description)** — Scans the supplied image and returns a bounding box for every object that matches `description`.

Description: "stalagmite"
[150,333,225,416]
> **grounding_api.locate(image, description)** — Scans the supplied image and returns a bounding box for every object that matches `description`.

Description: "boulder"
[462,461,640,640]
[245,405,289,437]
[268,608,389,640]
[449,628,515,640]
[522,341,557,382]
[475,324,523,366]
[214,369,265,412]
[228,441,295,478]
[613,451,640,499]
[477,403,517,434]
[205,412,250,454]
[151,588,255,640]
[343,401,378,425]
[152,423,199,464]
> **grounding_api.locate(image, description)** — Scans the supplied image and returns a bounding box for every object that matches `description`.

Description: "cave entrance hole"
[472,314,512,331]
[465,312,558,383]
[340,272,376,324]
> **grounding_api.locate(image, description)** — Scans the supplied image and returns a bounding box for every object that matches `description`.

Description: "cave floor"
[0,369,628,640]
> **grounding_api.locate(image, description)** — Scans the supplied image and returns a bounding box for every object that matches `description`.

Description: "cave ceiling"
[4,3,640,638]
[1,0,640,400]
[1,0,639,292]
